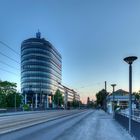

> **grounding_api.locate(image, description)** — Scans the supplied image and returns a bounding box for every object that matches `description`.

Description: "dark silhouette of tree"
[6,92,22,107]
[133,91,140,109]
[0,93,7,108]
[87,97,94,108]
[0,80,17,94]
[53,89,64,108]
[72,99,79,108]
[87,97,90,104]
[0,80,22,108]
[96,89,108,110]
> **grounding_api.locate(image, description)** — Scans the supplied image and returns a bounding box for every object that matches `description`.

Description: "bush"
[23,104,30,111]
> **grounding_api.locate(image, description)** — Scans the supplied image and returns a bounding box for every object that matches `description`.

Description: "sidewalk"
[58,109,135,140]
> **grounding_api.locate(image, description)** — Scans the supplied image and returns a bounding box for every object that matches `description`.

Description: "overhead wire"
[0,41,20,56]
[0,60,20,70]
[0,41,20,76]
[0,67,19,76]
[0,51,20,64]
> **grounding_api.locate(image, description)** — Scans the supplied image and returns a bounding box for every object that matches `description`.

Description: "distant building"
[58,84,80,109]
[107,89,135,113]
[21,32,62,108]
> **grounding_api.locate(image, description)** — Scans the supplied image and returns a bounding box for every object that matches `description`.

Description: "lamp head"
[124,56,138,64]
[111,84,116,87]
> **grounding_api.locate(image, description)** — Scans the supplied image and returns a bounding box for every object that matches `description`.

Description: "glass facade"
[21,32,62,108]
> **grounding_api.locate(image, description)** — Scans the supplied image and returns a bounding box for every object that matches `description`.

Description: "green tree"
[133,91,140,109]
[72,99,79,108]
[133,91,140,101]
[0,80,22,108]
[6,93,22,107]
[67,101,71,109]
[87,97,90,108]
[87,97,94,108]
[53,89,64,107]
[0,81,17,94]
[0,93,7,108]
[96,89,108,110]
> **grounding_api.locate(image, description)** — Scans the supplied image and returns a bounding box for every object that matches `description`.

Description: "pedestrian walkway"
[58,110,134,140]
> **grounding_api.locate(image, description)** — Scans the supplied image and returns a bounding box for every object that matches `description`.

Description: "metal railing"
[115,112,140,140]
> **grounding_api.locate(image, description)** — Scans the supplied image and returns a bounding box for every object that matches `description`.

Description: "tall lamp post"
[111,84,116,118]
[124,56,138,134]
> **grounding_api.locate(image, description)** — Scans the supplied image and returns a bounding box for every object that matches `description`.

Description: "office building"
[21,32,62,108]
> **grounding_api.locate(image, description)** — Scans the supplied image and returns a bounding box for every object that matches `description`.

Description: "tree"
[53,89,64,107]
[6,92,22,108]
[87,97,90,105]
[96,89,108,110]
[133,91,140,109]
[133,91,140,101]
[72,99,79,108]
[0,80,22,108]
[67,101,71,109]
[87,97,94,108]
[0,93,7,108]
[0,80,17,95]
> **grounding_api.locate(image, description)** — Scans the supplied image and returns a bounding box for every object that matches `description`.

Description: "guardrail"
[120,109,140,122]
[115,113,140,140]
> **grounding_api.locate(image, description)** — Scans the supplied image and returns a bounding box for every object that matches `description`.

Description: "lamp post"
[111,84,116,118]
[124,56,138,134]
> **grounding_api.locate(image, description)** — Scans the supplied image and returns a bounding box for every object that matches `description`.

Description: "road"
[0,110,134,140]
[0,110,86,134]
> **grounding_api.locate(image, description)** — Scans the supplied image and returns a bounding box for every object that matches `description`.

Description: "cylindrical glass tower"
[21,32,62,108]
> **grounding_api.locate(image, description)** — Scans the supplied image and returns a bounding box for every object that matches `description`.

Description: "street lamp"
[124,56,138,134]
[111,84,116,117]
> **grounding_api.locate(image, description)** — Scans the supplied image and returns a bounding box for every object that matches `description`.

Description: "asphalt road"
[0,110,134,140]
[0,110,86,134]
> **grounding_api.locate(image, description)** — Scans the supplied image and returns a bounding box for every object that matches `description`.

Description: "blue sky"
[0,0,140,102]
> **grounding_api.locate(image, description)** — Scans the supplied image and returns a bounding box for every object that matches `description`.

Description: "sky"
[0,0,140,103]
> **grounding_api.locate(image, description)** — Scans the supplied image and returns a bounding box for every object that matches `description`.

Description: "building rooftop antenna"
[36,29,41,39]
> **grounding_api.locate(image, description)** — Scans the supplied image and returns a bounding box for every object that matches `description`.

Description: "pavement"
[0,110,135,140]
[57,110,134,140]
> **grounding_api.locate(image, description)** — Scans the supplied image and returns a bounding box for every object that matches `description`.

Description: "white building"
[58,84,80,109]
[107,89,135,114]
